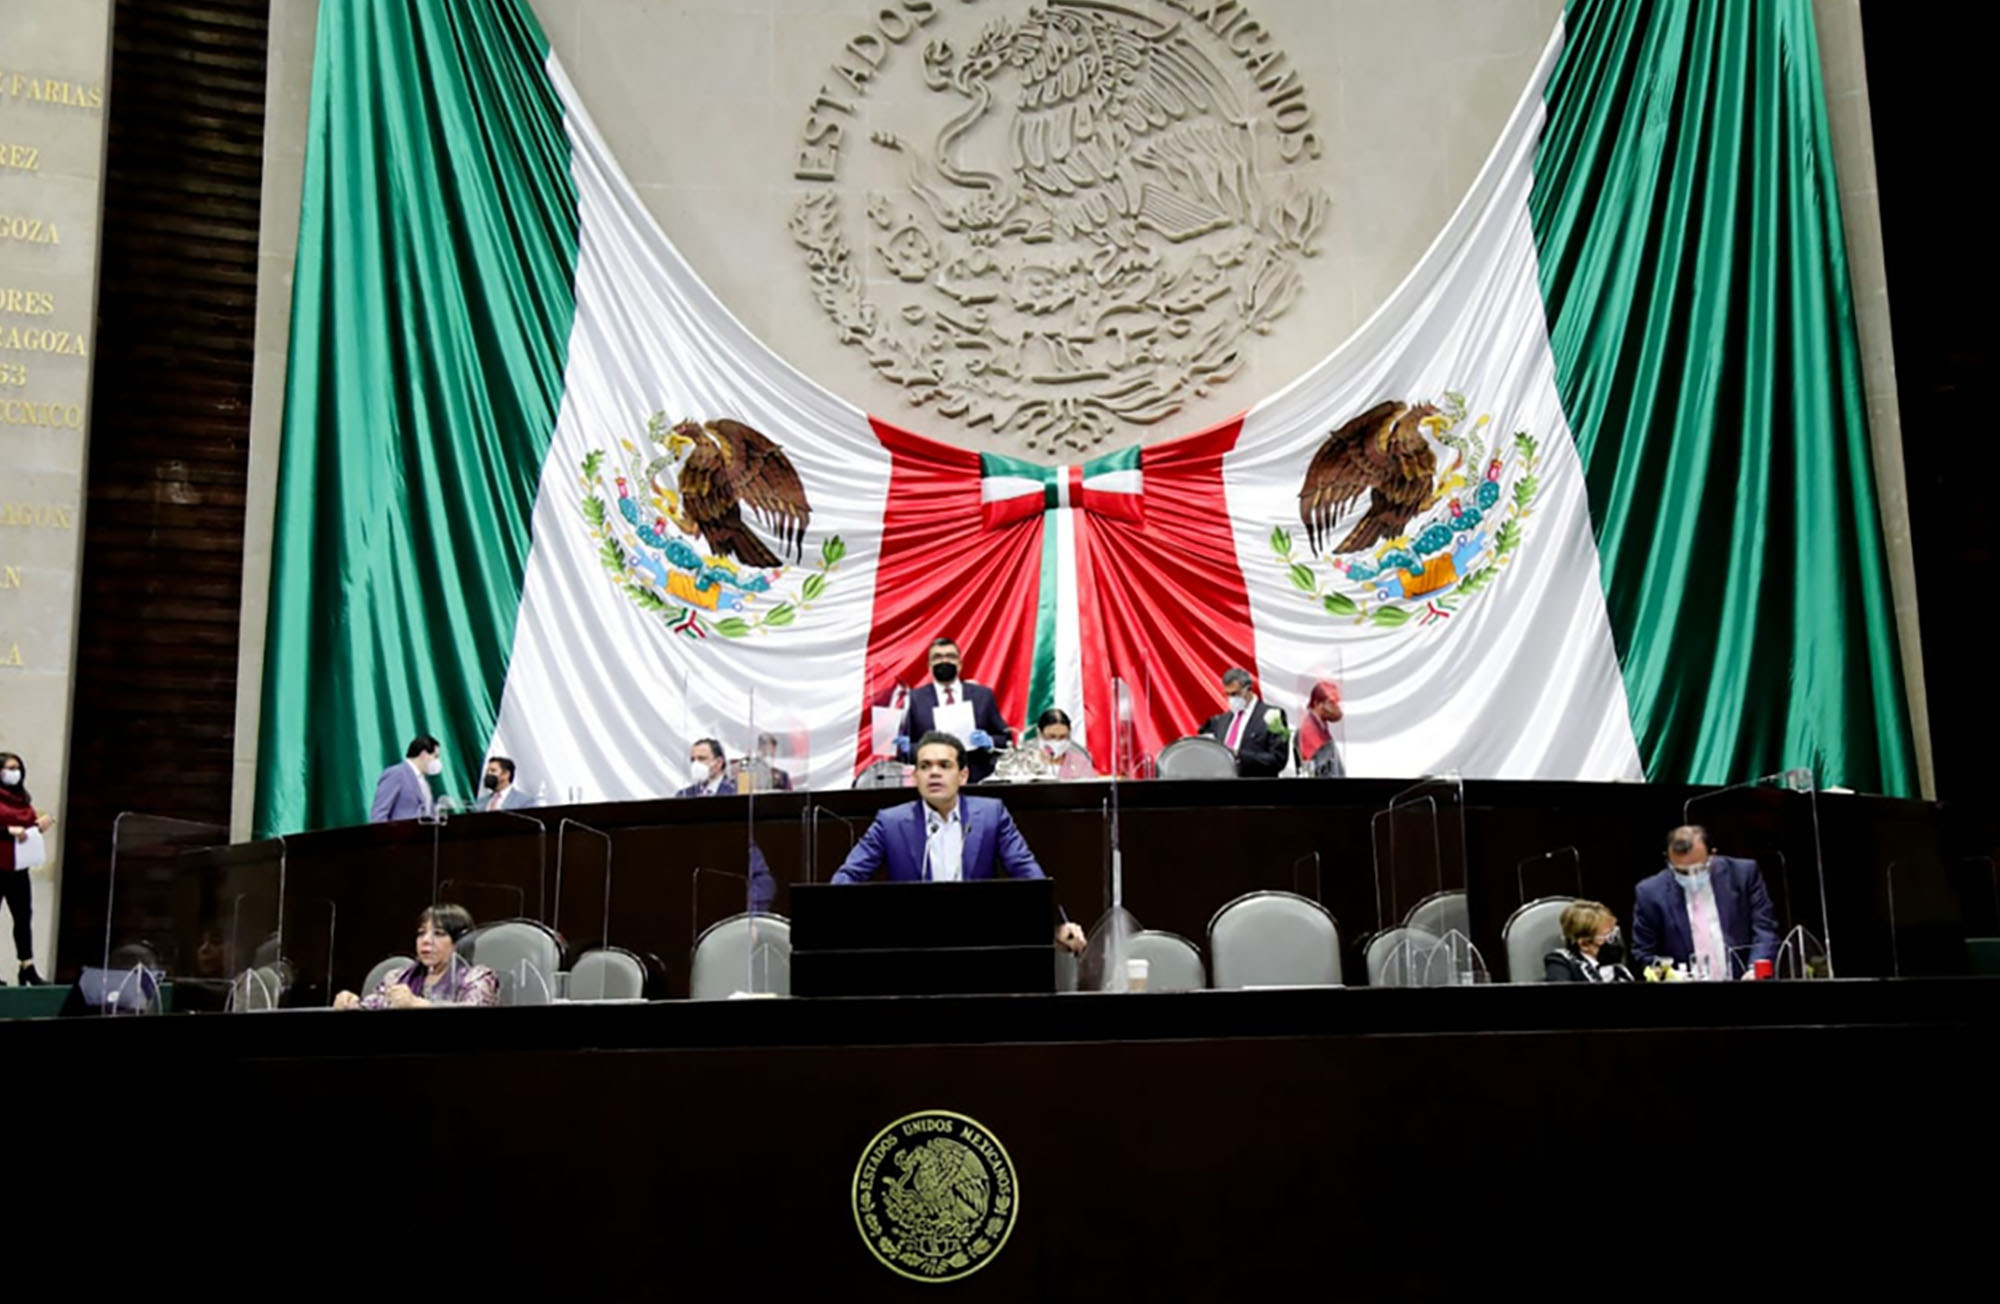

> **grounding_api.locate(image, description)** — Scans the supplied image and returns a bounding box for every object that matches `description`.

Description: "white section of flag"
[1226,26,1642,781]
[486,58,893,800]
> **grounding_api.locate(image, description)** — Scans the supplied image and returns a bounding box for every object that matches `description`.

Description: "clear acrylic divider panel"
[1369,776,1485,986]
[554,817,613,1000]
[1109,676,1142,780]
[101,814,226,1012]
[182,836,288,1013]
[1075,792,1138,991]
[737,693,793,998]
[1683,769,1829,978]
[865,657,912,774]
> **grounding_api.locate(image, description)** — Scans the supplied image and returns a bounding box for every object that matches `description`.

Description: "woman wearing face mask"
[332,903,498,1009]
[1033,709,1099,780]
[1544,900,1634,982]
[1,752,55,986]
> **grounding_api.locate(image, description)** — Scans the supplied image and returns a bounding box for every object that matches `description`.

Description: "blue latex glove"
[967,728,994,750]
[893,734,909,755]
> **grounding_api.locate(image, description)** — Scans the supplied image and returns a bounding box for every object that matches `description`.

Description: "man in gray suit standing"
[370,734,442,823]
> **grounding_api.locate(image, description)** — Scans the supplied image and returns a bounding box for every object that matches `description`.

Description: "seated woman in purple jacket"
[333,903,499,1009]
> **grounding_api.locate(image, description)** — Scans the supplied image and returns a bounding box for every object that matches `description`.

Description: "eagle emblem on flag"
[1275,392,1543,628]
[578,413,844,639]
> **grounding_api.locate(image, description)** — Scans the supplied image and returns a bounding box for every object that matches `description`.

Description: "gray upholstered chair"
[458,919,563,1006]
[1156,736,1238,780]
[853,761,909,789]
[1207,891,1341,987]
[1126,929,1207,991]
[1364,926,1454,987]
[1502,896,1578,982]
[361,954,413,998]
[690,913,792,1000]
[567,947,648,1001]
[1403,889,1469,941]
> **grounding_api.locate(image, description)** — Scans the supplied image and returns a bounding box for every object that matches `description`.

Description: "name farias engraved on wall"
[0,70,104,111]
[789,0,1329,452]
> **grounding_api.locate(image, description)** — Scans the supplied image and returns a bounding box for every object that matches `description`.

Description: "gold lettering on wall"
[0,288,56,316]
[0,362,24,387]
[0,643,21,668]
[0,216,59,246]
[0,399,81,428]
[0,143,40,172]
[0,565,19,588]
[0,503,74,529]
[0,325,85,355]
[0,71,104,110]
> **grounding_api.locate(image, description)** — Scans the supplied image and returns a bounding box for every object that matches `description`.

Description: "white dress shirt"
[924,799,965,883]
[406,758,435,815]
[1683,875,1731,979]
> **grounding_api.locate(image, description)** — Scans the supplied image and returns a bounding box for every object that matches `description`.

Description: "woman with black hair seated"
[333,903,498,1009]
[1544,900,1635,983]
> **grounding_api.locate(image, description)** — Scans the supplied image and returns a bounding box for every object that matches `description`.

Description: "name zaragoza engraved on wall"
[789,0,1330,453]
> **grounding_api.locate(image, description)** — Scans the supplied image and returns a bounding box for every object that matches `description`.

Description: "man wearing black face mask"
[1544,900,1634,982]
[895,636,1013,784]
[478,756,533,811]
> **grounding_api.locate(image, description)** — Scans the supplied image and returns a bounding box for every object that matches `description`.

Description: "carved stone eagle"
[664,419,812,569]
[1298,401,1440,556]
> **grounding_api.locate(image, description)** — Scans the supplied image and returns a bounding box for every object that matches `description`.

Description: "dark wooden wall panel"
[57,0,269,976]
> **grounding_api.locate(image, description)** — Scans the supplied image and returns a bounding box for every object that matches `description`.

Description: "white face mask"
[1228,692,1249,713]
[1672,859,1711,890]
[1044,738,1071,757]
[424,757,443,777]
[0,768,19,786]
[689,760,715,789]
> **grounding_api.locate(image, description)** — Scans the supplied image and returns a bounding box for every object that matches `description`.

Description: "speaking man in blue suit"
[370,734,442,823]
[1632,824,1780,979]
[835,731,1086,954]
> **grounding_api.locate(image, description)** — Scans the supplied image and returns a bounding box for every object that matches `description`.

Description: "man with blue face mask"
[1631,824,1779,979]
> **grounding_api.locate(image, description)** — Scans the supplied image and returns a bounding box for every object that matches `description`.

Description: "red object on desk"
[1754,959,1774,980]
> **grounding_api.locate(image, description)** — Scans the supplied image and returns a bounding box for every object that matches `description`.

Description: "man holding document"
[897,636,1012,784]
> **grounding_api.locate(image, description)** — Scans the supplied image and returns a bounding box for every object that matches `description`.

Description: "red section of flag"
[855,418,1047,770]
[857,415,1261,777]
[1077,417,1257,770]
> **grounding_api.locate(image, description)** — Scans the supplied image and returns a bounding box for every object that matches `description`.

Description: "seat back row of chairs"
[302,890,1582,1009]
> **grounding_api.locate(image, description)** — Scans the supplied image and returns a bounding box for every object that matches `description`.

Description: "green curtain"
[255,0,578,835]
[1532,0,1917,795]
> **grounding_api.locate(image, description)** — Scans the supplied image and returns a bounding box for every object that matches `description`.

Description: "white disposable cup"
[1126,957,1150,992]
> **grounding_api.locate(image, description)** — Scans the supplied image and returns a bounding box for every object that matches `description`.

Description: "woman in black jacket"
[1545,900,1634,983]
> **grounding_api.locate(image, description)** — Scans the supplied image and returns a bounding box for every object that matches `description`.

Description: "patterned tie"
[944,685,955,705]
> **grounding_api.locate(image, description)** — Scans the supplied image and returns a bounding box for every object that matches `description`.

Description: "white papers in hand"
[933,700,977,747]
[14,828,47,870]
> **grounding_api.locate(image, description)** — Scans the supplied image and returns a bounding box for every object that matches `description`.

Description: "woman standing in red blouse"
[1,752,55,986]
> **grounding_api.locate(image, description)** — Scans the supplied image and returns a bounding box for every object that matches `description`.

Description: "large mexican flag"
[255,0,1914,834]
